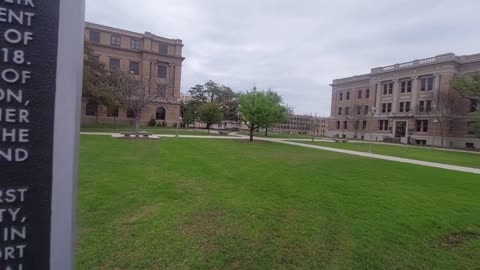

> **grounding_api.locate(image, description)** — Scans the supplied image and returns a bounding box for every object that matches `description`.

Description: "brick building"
[328,53,479,149]
[82,22,185,126]
[273,114,328,136]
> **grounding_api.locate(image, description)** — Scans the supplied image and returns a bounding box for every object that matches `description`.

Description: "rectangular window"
[336,121,340,129]
[379,120,389,131]
[420,77,434,91]
[159,43,168,54]
[157,85,167,98]
[338,107,342,115]
[130,39,141,50]
[416,120,429,132]
[157,65,167,78]
[364,105,369,115]
[471,99,478,112]
[345,107,350,115]
[339,92,343,101]
[89,31,100,43]
[401,80,412,93]
[129,61,140,75]
[357,90,362,99]
[419,100,432,113]
[346,92,350,100]
[399,102,411,113]
[343,121,348,129]
[381,103,392,113]
[362,120,367,130]
[366,89,370,99]
[110,35,121,47]
[109,58,120,71]
[383,83,393,95]
[356,106,361,115]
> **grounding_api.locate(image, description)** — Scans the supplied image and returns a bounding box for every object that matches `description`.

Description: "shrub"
[148,118,156,127]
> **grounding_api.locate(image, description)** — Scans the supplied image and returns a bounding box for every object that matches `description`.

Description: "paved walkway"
[80,132,480,175]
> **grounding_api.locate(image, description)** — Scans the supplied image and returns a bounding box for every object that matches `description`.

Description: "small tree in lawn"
[106,71,160,137]
[198,103,223,134]
[343,103,363,140]
[240,88,288,142]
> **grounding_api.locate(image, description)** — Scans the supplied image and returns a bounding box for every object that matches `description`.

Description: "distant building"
[82,22,185,126]
[273,115,329,136]
[328,53,480,149]
[180,94,193,103]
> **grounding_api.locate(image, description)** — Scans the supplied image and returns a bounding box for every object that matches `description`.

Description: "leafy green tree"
[198,103,223,133]
[451,72,480,137]
[240,88,288,141]
[181,100,202,128]
[189,81,240,122]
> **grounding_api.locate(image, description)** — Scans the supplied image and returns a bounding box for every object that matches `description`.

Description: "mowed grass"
[81,124,220,136]
[77,136,480,269]
[299,141,480,169]
[239,131,323,139]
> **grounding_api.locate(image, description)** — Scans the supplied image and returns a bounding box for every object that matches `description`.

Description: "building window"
[366,89,370,99]
[381,103,392,113]
[159,44,168,54]
[419,100,432,113]
[343,121,347,129]
[89,31,100,43]
[339,92,343,101]
[401,80,412,93]
[420,77,434,91]
[357,90,362,99]
[85,100,98,116]
[157,85,167,98]
[467,121,475,135]
[156,107,166,120]
[383,83,393,95]
[345,107,350,115]
[338,107,342,115]
[416,120,429,132]
[110,35,121,47]
[130,39,141,50]
[362,120,367,130]
[471,99,478,112]
[109,58,120,72]
[356,106,361,115]
[379,120,389,131]
[399,102,411,113]
[364,105,369,115]
[336,121,340,129]
[107,107,119,117]
[346,92,350,100]
[129,61,140,75]
[158,65,167,78]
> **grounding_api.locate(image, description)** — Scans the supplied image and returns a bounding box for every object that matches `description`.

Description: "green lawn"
[81,123,221,136]
[77,136,480,269]
[239,130,323,139]
[299,141,480,169]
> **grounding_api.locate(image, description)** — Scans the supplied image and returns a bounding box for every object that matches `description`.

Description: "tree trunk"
[206,123,211,130]
[264,128,268,137]
[208,128,210,135]
[135,117,140,138]
[249,127,254,142]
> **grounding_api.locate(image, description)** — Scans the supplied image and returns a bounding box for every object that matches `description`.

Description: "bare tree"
[343,103,364,139]
[104,71,161,137]
[430,91,470,147]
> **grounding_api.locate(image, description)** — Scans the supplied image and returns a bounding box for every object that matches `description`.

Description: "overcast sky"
[86,0,480,115]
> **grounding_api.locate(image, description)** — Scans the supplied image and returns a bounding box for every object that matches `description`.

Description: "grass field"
[239,131,323,139]
[77,136,480,269]
[299,141,480,169]
[81,123,221,136]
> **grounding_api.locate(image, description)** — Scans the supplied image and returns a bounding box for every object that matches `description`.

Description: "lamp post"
[369,107,377,153]
[176,116,183,137]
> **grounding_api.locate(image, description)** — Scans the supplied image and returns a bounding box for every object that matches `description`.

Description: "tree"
[239,88,287,141]
[259,90,289,136]
[343,103,364,139]
[181,100,202,128]
[103,71,160,137]
[450,72,480,138]
[198,103,223,133]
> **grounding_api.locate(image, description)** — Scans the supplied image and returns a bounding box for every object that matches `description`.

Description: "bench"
[334,139,349,143]
[120,132,153,138]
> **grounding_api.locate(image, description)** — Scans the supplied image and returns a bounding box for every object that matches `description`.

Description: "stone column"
[392,79,399,113]
[411,76,419,112]
[375,82,382,115]
[434,73,441,94]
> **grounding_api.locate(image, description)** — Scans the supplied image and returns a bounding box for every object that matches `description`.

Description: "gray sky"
[86,0,480,115]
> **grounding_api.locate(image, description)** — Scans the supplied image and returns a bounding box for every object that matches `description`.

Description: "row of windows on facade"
[335,120,476,134]
[85,103,168,120]
[338,77,436,101]
[89,30,169,54]
[336,99,479,115]
[107,58,168,78]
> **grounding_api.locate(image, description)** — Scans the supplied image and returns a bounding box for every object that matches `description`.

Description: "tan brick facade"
[273,115,329,136]
[328,53,480,149]
[82,22,185,127]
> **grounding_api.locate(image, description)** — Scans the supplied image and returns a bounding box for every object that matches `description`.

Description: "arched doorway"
[156,107,166,120]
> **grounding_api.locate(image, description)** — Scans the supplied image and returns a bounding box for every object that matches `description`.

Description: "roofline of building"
[331,52,480,86]
[85,21,184,46]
